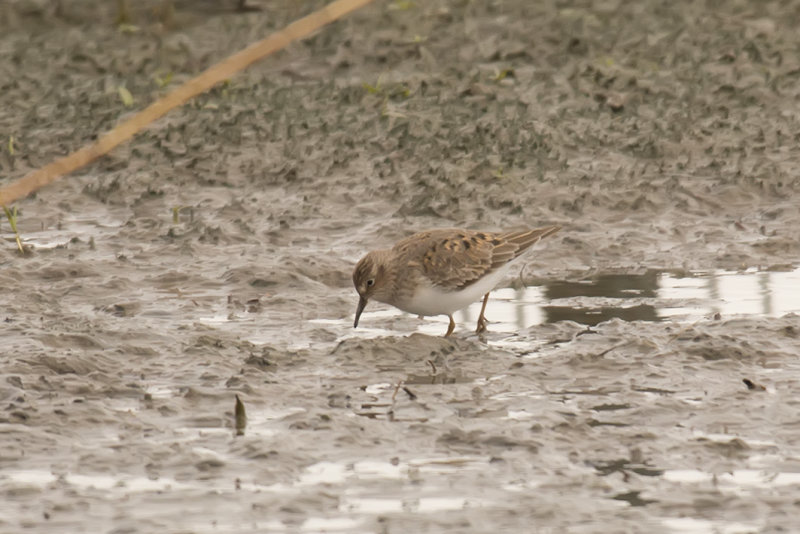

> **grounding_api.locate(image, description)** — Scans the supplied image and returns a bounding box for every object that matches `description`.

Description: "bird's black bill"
[354,296,368,328]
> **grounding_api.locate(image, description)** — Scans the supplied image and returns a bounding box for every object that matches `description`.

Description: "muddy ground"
[1,0,800,532]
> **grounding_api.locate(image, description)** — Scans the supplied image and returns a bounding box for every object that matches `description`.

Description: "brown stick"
[0,0,375,206]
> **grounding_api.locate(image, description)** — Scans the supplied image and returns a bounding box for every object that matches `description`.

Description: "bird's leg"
[445,315,456,337]
[476,292,490,333]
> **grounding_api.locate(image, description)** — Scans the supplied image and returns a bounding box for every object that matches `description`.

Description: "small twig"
[234,394,247,436]
[544,326,597,346]
[596,341,631,358]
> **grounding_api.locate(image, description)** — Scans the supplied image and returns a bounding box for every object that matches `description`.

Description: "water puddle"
[301,517,363,532]
[299,458,490,518]
[299,456,489,486]
[352,267,800,333]
[660,517,761,534]
[662,469,800,490]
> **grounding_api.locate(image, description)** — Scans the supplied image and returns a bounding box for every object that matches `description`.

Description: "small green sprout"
[363,82,381,94]
[362,74,385,95]
[118,86,134,107]
[493,68,514,82]
[117,23,140,34]
[2,205,24,254]
[390,0,415,10]
[154,72,173,88]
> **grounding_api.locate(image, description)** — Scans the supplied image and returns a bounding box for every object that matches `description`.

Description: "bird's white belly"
[397,264,512,317]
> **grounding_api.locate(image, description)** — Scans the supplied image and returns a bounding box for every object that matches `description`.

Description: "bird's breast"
[394,264,512,317]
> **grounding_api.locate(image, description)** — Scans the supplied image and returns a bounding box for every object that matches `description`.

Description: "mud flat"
[1,1,799,532]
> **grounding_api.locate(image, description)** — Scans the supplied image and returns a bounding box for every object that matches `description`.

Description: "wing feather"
[394,226,560,291]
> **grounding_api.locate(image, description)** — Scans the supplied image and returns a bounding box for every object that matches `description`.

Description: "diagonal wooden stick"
[0,0,375,206]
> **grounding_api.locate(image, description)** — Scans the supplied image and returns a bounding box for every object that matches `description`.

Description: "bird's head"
[352,250,392,328]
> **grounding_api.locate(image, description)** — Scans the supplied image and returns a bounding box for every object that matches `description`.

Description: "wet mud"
[1,0,800,532]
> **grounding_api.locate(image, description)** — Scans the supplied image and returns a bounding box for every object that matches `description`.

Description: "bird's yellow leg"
[476,292,490,333]
[445,315,456,337]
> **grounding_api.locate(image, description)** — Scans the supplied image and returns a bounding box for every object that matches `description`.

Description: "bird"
[352,225,560,336]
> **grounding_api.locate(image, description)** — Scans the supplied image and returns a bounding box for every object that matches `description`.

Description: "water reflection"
[541,272,660,325]
[451,267,800,330]
[542,303,659,326]
[545,272,660,299]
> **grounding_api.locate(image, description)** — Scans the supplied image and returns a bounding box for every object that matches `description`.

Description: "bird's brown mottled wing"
[394,226,559,291]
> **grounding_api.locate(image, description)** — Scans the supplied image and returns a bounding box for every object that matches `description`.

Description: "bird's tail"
[501,225,561,258]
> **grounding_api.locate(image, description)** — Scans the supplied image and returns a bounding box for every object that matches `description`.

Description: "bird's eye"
[366,279,375,287]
